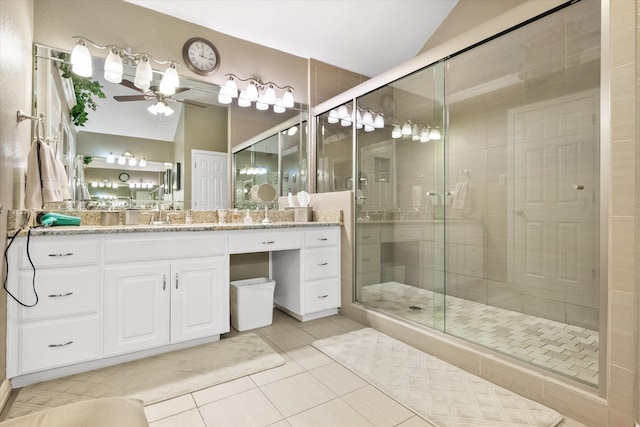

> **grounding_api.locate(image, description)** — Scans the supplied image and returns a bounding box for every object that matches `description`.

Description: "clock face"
[182,38,220,76]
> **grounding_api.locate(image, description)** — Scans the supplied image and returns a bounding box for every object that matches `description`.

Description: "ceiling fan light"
[282,89,294,108]
[147,103,159,115]
[159,79,176,96]
[104,50,123,83]
[70,40,92,77]
[245,81,259,101]
[163,103,174,116]
[264,85,277,105]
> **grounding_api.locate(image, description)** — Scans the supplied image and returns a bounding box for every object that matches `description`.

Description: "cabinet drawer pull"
[175,273,179,290]
[163,274,167,291]
[317,262,328,266]
[362,258,370,262]
[48,292,74,298]
[317,237,328,241]
[317,294,328,299]
[262,241,276,245]
[48,252,73,257]
[362,235,370,239]
[48,341,73,348]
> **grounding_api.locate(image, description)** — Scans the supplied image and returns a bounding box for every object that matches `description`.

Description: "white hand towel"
[451,182,468,210]
[55,158,72,200]
[25,140,64,209]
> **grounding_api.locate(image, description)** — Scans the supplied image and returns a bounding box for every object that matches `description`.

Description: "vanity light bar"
[70,36,180,94]
[218,74,295,113]
[327,104,385,132]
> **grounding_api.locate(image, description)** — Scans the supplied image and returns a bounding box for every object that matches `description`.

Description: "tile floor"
[360,282,599,386]
[144,308,587,427]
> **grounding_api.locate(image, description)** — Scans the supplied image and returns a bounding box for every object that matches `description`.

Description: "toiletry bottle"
[243,209,252,224]
[232,208,239,223]
[288,191,294,207]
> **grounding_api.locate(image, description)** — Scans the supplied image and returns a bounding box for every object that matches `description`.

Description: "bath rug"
[313,328,563,427]
[5,333,284,420]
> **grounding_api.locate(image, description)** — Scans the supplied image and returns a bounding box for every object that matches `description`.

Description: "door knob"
[572,184,584,190]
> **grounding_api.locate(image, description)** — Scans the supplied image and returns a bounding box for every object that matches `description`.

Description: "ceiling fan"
[113,79,207,109]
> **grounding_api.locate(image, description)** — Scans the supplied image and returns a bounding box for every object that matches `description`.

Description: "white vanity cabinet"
[103,232,228,357]
[6,235,101,378]
[271,227,341,321]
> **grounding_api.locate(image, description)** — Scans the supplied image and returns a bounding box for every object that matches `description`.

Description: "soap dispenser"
[243,209,252,224]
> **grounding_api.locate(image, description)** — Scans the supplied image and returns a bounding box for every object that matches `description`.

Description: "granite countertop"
[7,209,343,237]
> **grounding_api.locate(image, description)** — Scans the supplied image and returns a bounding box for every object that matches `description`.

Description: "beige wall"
[0,0,35,395]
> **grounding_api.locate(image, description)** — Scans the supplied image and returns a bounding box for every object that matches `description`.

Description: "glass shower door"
[355,62,446,332]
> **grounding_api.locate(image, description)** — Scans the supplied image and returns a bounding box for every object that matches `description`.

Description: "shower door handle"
[572,184,584,190]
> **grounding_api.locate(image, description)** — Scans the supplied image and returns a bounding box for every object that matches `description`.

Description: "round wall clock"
[182,37,220,76]
[118,172,130,182]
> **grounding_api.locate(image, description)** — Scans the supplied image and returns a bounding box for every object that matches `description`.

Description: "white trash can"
[230,277,276,331]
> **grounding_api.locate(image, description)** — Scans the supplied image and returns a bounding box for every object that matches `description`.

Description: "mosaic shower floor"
[360,281,599,386]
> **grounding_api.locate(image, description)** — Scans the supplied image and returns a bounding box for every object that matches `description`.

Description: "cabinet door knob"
[48,341,73,348]
[48,292,73,298]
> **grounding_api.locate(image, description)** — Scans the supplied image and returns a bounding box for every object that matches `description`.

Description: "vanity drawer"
[19,317,99,374]
[305,279,339,314]
[104,232,225,262]
[358,227,380,244]
[304,228,339,248]
[229,230,301,254]
[17,267,99,321]
[305,248,339,281]
[358,244,380,274]
[18,237,98,269]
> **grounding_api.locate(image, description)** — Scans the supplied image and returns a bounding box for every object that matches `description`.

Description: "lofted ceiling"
[123,0,458,78]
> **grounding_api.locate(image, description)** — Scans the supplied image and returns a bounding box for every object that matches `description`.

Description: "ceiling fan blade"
[174,87,190,94]
[114,95,148,102]
[119,80,144,93]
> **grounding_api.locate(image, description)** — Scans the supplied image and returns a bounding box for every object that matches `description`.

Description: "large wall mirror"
[34,44,308,211]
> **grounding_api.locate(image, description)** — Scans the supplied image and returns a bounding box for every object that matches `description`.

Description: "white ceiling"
[124,0,458,77]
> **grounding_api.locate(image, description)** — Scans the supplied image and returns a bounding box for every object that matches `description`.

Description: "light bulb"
[420,128,430,143]
[129,183,135,188]
[106,152,115,163]
[163,64,179,87]
[223,76,238,98]
[374,113,385,128]
[217,93,232,104]
[128,157,137,166]
[70,40,92,77]
[273,99,285,113]
[238,91,251,107]
[163,104,174,116]
[245,81,259,101]
[337,105,349,119]
[103,49,123,83]
[139,157,147,167]
[412,124,420,141]
[264,85,277,105]
[328,110,339,124]
[282,88,294,108]
[91,181,98,188]
[401,121,412,136]
[134,57,153,90]
[112,183,118,189]
[392,125,402,139]
[118,155,126,165]
[362,110,373,125]
[429,127,442,140]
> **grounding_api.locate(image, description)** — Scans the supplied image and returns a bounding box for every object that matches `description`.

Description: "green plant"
[55,52,106,127]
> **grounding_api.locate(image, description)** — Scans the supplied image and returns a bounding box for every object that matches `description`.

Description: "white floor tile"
[309,362,368,396]
[144,394,197,422]
[250,352,305,386]
[198,388,283,427]
[192,376,256,407]
[287,398,375,427]
[148,408,205,427]
[286,345,334,370]
[342,385,414,427]
[260,372,337,418]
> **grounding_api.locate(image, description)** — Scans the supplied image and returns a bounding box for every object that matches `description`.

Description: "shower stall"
[315,0,601,387]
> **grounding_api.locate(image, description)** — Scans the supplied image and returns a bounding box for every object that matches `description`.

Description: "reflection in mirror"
[34,44,227,210]
[232,114,307,209]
